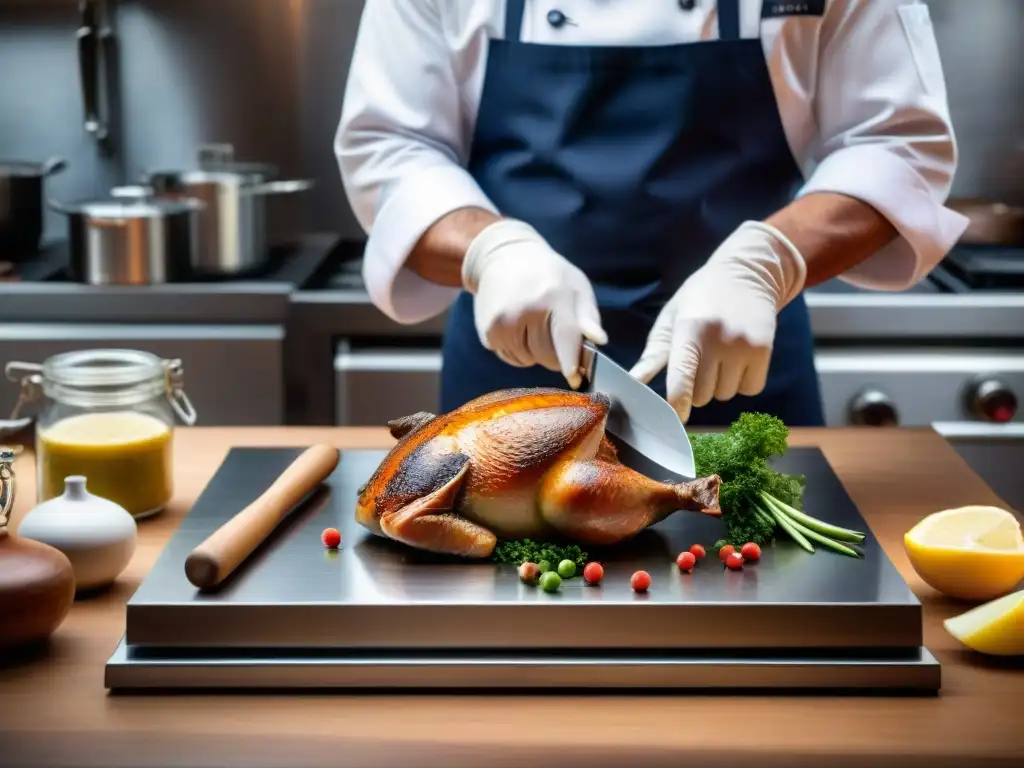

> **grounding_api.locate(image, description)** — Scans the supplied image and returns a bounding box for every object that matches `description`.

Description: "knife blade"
[579,341,696,482]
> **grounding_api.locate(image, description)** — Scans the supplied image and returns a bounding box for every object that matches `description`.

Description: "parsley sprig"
[492,539,588,569]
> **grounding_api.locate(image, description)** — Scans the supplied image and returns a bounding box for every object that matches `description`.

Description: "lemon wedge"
[945,589,1024,655]
[903,505,1024,601]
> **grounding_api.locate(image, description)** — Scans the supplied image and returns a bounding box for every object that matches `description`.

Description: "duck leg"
[539,459,721,546]
[379,462,497,558]
[387,411,436,439]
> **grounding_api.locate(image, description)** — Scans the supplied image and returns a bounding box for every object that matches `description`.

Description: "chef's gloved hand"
[629,221,807,422]
[462,219,607,389]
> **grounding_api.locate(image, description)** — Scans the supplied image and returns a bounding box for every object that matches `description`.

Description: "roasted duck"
[356,388,721,558]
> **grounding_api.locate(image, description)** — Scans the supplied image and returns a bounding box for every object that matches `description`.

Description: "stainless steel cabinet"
[0,324,284,425]
[333,341,441,426]
[934,426,1024,512]
[332,346,1024,429]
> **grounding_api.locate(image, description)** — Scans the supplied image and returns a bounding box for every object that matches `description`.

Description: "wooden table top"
[2,427,1023,767]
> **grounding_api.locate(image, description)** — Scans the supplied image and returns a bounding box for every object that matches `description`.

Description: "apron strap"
[718,0,742,41]
[505,0,526,42]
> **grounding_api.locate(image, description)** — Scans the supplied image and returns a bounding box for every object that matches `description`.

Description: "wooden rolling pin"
[184,444,340,589]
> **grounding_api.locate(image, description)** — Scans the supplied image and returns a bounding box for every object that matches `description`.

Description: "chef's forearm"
[406,207,501,288]
[766,192,898,288]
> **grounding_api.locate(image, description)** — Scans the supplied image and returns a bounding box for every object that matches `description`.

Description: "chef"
[336,0,967,426]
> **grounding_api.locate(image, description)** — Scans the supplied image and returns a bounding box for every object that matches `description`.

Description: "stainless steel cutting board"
[123,448,922,652]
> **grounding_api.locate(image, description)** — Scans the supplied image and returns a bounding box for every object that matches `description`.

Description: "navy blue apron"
[440,0,825,427]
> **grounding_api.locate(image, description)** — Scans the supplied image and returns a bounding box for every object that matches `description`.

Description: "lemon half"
[903,505,1024,601]
[945,589,1024,656]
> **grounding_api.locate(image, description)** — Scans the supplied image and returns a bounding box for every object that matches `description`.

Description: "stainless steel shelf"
[805,292,1024,340]
[294,286,1024,342]
[0,233,337,324]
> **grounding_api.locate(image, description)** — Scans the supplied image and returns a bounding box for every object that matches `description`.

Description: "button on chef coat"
[336,0,968,326]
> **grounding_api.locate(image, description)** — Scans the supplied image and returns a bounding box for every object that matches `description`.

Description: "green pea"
[538,560,552,574]
[557,559,576,579]
[539,571,561,593]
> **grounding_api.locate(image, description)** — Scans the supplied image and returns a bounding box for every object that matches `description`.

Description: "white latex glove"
[462,218,607,388]
[629,221,807,422]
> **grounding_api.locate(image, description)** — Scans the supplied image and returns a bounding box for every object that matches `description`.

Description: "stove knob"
[967,379,1018,423]
[849,389,899,426]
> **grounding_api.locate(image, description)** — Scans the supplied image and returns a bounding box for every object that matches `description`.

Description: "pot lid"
[146,168,273,187]
[198,160,278,179]
[149,169,236,183]
[0,158,65,177]
[196,143,277,179]
[0,161,45,176]
[52,196,200,218]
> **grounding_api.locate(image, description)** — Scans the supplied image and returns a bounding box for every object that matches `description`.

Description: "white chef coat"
[336,0,968,326]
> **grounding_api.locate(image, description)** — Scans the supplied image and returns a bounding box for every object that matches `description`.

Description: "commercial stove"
[106,446,937,693]
[0,235,335,322]
[809,246,1024,433]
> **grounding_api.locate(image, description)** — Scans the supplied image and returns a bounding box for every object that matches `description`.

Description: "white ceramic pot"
[17,476,138,593]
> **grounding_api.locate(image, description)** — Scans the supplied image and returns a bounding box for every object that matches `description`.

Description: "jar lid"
[42,349,164,388]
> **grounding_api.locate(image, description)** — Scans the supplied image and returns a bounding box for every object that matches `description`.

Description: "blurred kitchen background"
[1,0,1023,502]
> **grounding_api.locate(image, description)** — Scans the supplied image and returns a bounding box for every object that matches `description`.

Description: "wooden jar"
[0,447,75,650]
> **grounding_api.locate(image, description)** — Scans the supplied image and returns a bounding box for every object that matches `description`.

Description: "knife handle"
[578,341,598,384]
[184,444,340,589]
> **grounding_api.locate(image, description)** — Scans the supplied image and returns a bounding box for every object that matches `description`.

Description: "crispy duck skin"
[355,388,721,558]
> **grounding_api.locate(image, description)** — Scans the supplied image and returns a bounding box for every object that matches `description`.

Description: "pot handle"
[244,178,315,196]
[41,157,68,177]
[47,198,80,216]
[77,0,109,147]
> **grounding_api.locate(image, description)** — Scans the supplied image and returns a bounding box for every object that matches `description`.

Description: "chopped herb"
[492,539,588,571]
[691,412,865,557]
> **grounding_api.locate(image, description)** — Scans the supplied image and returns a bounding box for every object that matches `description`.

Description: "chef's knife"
[578,341,696,482]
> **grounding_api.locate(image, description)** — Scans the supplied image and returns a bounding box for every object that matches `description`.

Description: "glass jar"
[5,349,197,520]
[0,447,15,535]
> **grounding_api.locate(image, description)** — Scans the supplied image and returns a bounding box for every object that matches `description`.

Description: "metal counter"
[284,281,1024,426]
[291,285,1024,342]
[806,292,1024,340]
[108,446,937,692]
[0,235,336,324]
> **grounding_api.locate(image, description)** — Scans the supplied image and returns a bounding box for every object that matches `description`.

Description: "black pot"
[0,157,68,257]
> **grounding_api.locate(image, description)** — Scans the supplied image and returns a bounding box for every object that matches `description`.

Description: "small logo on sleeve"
[761,0,826,19]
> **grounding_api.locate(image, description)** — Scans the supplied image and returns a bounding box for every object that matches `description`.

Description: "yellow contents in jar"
[38,411,173,519]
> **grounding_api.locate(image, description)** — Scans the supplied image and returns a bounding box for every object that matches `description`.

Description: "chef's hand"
[462,218,607,389]
[629,221,807,422]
